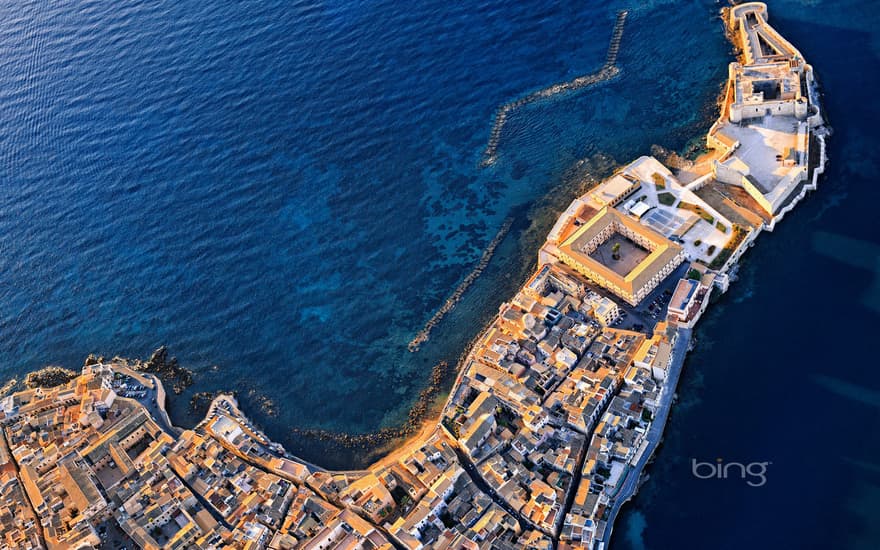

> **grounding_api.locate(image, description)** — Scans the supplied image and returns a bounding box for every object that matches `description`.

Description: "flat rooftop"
[669,278,698,312]
[718,116,800,193]
[589,173,639,208]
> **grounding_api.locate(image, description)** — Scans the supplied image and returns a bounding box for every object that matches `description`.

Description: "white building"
[584,293,620,327]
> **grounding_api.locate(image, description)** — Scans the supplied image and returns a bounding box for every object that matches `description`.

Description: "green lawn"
[657,192,676,206]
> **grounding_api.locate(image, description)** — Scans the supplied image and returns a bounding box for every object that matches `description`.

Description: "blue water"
[0,0,725,447]
[1,0,877,546]
[612,1,880,549]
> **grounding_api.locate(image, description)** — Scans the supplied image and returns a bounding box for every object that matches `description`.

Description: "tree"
[612,242,621,260]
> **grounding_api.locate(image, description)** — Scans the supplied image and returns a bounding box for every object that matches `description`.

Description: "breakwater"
[480,10,628,167]
[407,216,514,352]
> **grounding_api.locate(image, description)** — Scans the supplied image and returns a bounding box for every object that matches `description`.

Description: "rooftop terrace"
[721,116,801,193]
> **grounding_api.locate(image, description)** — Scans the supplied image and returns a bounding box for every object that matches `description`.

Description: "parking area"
[111,371,176,435]
[598,262,691,334]
[112,376,149,400]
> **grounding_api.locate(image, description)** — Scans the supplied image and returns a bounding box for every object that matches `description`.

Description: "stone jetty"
[481,10,628,167]
[408,217,514,352]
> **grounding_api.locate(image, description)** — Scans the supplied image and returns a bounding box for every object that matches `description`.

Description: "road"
[112,368,178,436]
[452,446,546,536]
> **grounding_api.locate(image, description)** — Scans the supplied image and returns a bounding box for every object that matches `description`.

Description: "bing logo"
[691,458,770,487]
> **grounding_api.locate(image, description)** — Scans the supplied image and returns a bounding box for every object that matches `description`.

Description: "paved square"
[589,234,650,276]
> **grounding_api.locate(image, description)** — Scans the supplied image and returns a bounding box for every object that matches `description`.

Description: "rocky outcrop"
[24,367,78,389]
[131,346,194,394]
[190,391,221,417]
[0,378,18,397]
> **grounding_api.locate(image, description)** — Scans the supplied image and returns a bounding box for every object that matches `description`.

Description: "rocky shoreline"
[116,345,195,394]
[24,366,78,389]
[290,359,450,450]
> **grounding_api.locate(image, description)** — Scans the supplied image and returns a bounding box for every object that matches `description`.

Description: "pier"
[480,10,628,167]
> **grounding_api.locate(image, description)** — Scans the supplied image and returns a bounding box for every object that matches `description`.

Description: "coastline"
[0,3,829,549]
[599,327,692,549]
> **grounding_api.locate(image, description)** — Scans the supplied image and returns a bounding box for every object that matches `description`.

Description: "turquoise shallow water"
[0,0,726,459]
[2,0,879,546]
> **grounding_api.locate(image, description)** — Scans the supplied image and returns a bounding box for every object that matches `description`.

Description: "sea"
[0,0,878,548]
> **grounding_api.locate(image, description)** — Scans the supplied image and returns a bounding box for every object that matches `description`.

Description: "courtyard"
[589,234,650,276]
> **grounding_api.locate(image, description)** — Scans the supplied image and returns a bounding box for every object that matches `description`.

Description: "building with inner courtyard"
[554,207,685,306]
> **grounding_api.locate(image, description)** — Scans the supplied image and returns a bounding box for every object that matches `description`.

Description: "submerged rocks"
[190,391,220,417]
[481,10,628,167]
[238,388,279,418]
[291,360,451,450]
[408,218,513,353]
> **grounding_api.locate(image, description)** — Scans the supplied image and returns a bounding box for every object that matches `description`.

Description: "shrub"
[658,192,676,206]
[707,224,749,269]
[652,172,666,190]
[678,201,715,224]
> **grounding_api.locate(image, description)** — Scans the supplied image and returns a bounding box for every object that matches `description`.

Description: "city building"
[583,292,620,327]
[554,208,685,306]
[667,278,700,321]
[588,173,641,209]
[706,2,822,216]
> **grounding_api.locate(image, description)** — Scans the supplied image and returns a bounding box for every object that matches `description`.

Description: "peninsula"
[0,4,827,549]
